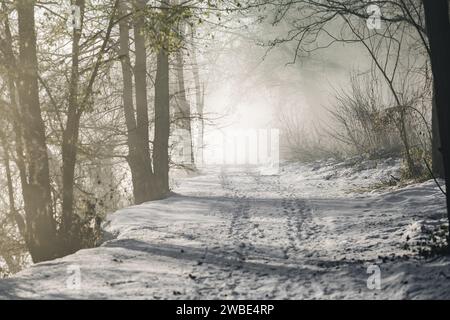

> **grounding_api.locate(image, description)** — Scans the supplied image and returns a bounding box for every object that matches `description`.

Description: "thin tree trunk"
[119,0,139,200]
[60,0,119,252]
[0,138,25,237]
[175,49,195,168]
[61,0,85,251]
[2,4,30,229]
[153,46,170,195]
[423,0,450,240]
[1,124,24,275]
[191,42,204,167]
[399,108,418,177]
[16,0,57,262]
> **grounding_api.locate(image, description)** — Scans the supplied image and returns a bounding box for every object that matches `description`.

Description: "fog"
[196,16,373,163]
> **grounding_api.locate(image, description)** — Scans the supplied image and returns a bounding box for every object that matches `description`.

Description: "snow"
[0,157,449,299]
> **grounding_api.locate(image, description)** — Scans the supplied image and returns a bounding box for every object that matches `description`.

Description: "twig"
[390,175,400,182]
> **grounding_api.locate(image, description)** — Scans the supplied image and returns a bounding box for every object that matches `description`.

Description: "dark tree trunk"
[423,0,450,238]
[133,0,158,201]
[432,96,445,177]
[120,0,156,203]
[133,0,150,153]
[16,0,58,262]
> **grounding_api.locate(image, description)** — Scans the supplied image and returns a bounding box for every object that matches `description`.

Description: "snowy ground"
[0,158,449,299]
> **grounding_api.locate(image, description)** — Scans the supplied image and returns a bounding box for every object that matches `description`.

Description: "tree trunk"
[191,42,205,167]
[2,6,28,238]
[175,49,195,168]
[127,0,158,203]
[0,137,25,238]
[153,47,170,195]
[60,0,119,251]
[120,0,156,203]
[422,0,450,240]
[432,96,445,177]
[61,0,85,252]
[16,0,58,262]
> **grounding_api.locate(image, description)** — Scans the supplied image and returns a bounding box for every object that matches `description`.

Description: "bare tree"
[251,0,436,176]
[15,0,58,262]
[60,0,120,253]
[118,0,160,204]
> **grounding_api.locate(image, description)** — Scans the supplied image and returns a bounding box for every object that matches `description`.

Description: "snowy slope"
[0,158,449,299]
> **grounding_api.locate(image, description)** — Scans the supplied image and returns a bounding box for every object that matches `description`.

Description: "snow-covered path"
[1,160,450,299]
